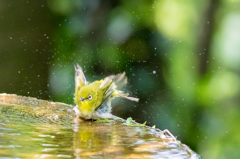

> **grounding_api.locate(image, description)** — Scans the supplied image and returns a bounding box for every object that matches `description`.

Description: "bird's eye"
[88,95,92,100]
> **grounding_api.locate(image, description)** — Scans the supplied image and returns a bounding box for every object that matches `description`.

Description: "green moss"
[94,118,114,123]
[124,117,146,126]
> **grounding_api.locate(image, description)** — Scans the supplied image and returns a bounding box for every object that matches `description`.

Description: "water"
[0,94,201,158]
[0,112,73,158]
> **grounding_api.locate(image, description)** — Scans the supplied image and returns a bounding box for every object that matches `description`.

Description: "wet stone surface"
[0,94,201,159]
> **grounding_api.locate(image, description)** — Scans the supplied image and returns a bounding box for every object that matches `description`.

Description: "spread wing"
[95,72,139,112]
[100,72,139,103]
[75,64,87,91]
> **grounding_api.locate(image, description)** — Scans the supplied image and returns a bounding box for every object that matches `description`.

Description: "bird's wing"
[100,72,126,89]
[75,64,87,91]
[108,72,139,102]
[95,72,138,111]
[100,72,126,98]
[101,72,139,102]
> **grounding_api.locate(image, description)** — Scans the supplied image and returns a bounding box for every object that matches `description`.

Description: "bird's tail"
[113,90,139,102]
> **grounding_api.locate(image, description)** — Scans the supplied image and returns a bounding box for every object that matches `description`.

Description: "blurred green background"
[1,0,240,158]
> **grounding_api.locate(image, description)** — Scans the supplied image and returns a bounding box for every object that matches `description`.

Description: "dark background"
[1,0,240,158]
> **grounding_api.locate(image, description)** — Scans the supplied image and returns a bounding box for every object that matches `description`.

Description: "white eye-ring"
[88,95,92,100]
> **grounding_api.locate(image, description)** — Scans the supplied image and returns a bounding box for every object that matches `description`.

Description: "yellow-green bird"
[73,64,139,119]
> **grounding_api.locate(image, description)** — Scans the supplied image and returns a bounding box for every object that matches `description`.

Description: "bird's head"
[75,85,98,113]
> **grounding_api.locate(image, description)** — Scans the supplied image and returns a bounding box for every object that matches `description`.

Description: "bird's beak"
[81,98,86,101]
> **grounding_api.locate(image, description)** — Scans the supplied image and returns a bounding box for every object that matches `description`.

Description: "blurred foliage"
[1,0,240,158]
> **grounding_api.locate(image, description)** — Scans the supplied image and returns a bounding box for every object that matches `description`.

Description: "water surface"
[0,94,200,158]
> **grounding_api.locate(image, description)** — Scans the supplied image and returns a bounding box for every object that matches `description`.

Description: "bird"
[73,64,139,120]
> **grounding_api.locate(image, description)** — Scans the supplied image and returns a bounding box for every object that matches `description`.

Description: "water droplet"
[153,70,156,74]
